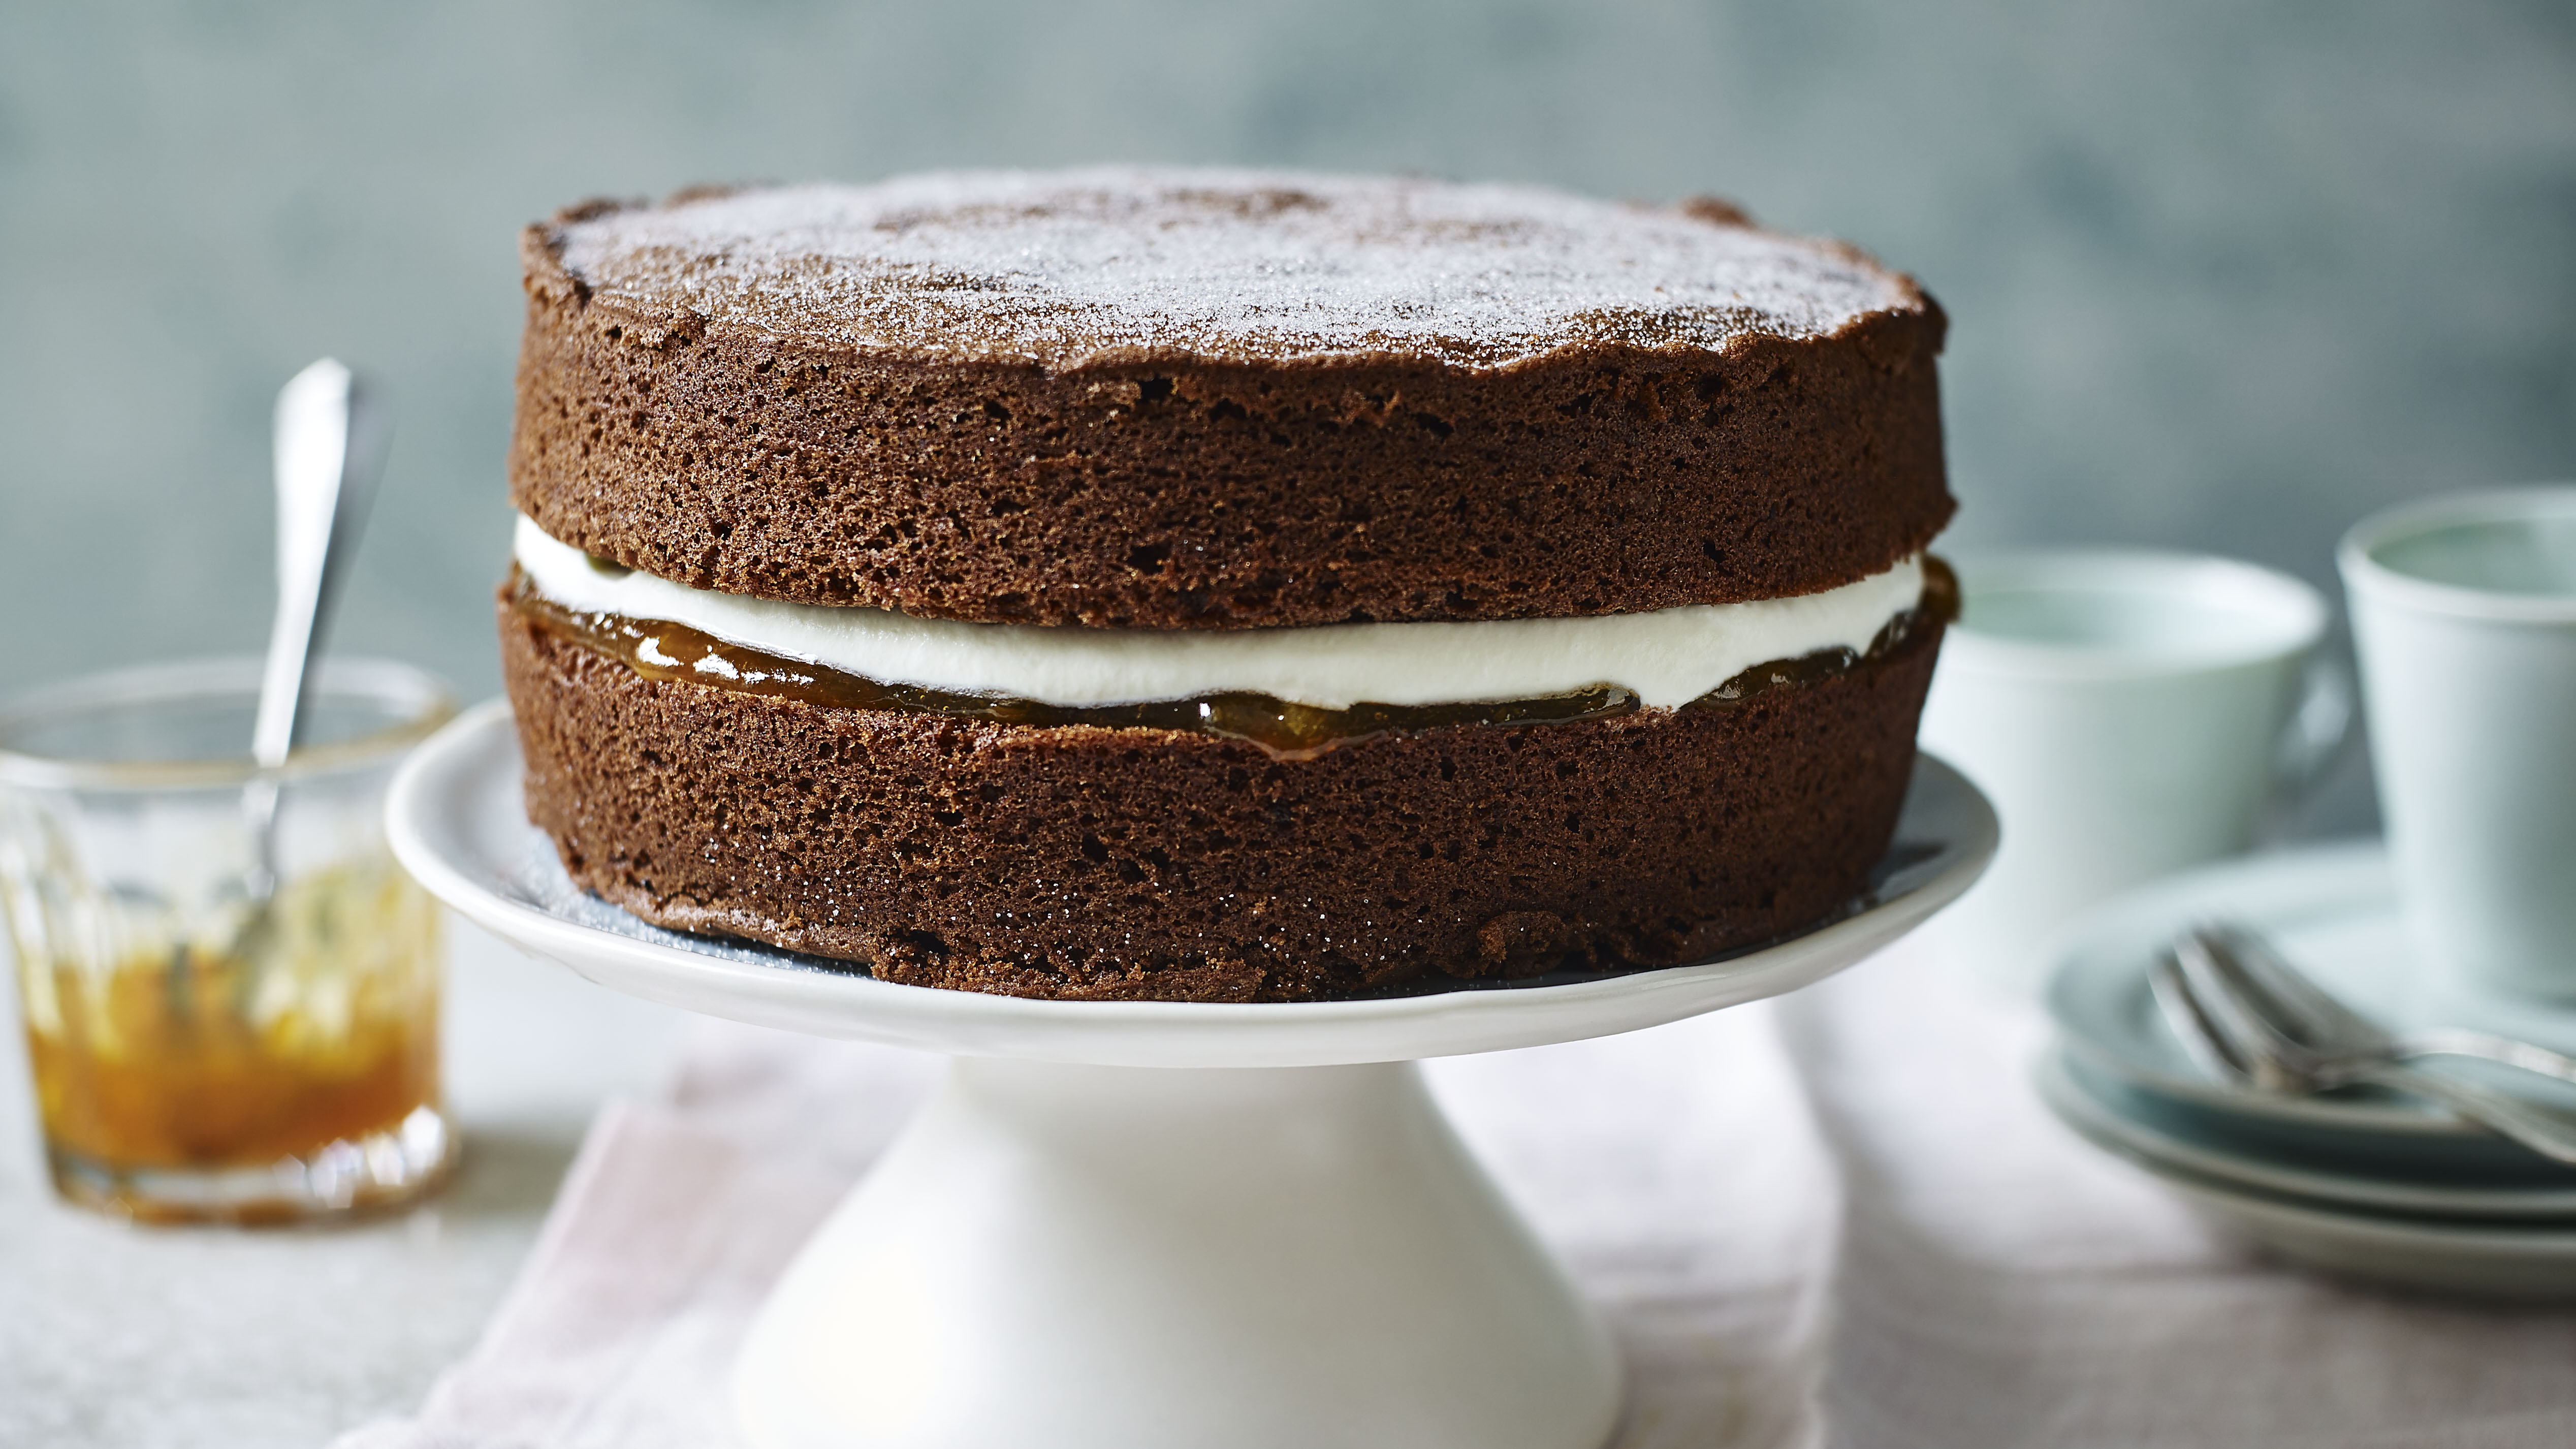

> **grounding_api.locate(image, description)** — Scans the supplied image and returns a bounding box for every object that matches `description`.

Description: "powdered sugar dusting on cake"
[550,168,1918,370]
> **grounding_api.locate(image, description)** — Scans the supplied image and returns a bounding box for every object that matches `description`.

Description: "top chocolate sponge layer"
[512,168,1950,628]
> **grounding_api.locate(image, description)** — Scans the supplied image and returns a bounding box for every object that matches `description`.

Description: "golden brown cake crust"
[500,595,1944,1002]
[510,172,1951,629]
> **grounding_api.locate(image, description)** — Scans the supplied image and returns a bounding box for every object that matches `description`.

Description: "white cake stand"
[388,701,1994,1449]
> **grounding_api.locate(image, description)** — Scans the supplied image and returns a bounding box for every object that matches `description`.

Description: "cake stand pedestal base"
[732,1057,1622,1449]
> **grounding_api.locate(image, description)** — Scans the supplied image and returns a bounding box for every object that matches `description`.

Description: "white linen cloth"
[336,943,2576,1449]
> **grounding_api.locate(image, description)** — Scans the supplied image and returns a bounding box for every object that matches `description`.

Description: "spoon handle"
[2345,1061,2576,1167]
[2401,1029,2576,1090]
[240,360,391,902]
[254,359,390,769]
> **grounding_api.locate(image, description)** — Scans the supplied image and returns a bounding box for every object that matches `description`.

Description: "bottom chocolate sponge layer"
[500,608,1942,1002]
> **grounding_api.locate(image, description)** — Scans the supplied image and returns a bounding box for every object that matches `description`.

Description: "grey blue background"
[4,1,2572,832]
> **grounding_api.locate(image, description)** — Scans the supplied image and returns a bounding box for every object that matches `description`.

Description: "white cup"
[2340,487,2576,1002]
[1916,549,2344,991]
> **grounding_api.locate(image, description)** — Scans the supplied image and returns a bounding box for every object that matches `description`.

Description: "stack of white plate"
[2041,840,2576,1299]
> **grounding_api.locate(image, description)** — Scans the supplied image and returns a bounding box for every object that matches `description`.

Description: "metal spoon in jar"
[239,359,392,912]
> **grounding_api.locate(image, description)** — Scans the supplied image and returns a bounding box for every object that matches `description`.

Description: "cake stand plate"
[388,701,1994,1449]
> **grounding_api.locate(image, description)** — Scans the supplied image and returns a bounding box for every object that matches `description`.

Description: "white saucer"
[2039,1052,2576,1222]
[2153,1165,2576,1301]
[2045,842,2576,1166]
[389,700,1998,1070]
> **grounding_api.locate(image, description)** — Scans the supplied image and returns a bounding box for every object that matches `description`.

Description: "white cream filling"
[514,515,1924,711]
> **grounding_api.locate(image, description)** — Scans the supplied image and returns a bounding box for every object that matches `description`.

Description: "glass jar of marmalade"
[0,657,455,1223]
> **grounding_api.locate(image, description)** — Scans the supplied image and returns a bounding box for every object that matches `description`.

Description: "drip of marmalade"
[16,855,440,1175]
[507,555,1956,758]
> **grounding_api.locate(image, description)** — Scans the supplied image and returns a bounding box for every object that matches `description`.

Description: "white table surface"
[0,913,695,1448]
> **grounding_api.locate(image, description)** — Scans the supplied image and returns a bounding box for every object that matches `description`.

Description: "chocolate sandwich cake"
[499,168,1955,1002]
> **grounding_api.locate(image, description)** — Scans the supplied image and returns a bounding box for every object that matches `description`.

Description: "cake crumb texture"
[500,597,1943,1003]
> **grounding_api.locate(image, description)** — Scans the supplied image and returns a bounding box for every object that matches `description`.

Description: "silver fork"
[2152,935,2576,1167]
[2192,921,2576,1089]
